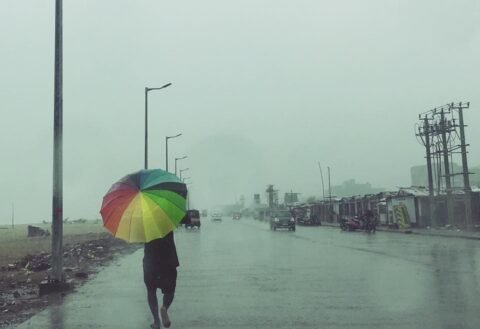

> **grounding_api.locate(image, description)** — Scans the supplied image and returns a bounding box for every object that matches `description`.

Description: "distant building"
[331,179,384,198]
[410,165,429,187]
[410,164,480,189]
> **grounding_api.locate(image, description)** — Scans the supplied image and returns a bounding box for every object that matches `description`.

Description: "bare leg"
[163,292,174,309]
[160,293,174,328]
[147,289,161,328]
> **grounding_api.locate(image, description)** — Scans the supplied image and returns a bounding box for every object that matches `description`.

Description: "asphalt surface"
[12,217,480,329]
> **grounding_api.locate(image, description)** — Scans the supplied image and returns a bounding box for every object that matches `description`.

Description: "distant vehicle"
[340,216,365,232]
[180,214,189,227]
[201,209,208,217]
[253,208,272,221]
[232,212,241,220]
[185,209,201,229]
[211,212,222,221]
[340,212,376,233]
[270,210,295,231]
[293,207,321,226]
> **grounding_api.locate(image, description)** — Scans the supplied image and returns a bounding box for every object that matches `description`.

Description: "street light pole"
[185,182,192,209]
[175,156,187,176]
[180,168,190,180]
[165,133,182,172]
[11,203,15,239]
[144,83,172,169]
[52,0,64,284]
[144,88,148,169]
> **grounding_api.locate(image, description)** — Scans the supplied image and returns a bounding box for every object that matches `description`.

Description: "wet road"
[13,217,480,328]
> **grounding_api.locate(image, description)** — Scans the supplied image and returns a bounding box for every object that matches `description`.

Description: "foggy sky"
[1,0,479,224]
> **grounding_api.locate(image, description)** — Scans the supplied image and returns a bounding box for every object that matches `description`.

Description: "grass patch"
[0,221,107,267]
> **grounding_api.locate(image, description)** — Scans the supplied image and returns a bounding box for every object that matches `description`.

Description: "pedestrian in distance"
[143,231,179,329]
[363,209,376,233]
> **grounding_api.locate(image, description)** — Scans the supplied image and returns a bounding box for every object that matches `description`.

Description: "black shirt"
[144,232,179,269]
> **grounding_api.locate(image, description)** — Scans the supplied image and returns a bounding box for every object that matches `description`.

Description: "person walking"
[363,209,375,233]
[143,231,179,328]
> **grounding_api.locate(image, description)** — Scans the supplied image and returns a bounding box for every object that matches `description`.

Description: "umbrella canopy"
[100,169,187,243]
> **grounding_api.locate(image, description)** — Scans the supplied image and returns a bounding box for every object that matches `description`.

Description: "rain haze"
[1,0,480,224]
[3,2,480,329]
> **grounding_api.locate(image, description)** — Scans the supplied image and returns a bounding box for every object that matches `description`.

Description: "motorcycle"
[340,216,366,231]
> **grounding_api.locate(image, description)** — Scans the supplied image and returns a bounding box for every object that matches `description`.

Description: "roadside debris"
[27,225,50,237]
[0,233,139,328]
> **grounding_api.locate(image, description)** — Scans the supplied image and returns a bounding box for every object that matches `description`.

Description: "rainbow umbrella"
[100,169,187,243]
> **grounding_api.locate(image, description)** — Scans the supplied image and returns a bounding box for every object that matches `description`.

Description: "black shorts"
[143,259,177,294]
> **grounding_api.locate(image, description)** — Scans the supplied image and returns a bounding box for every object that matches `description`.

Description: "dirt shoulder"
[0,232,140,328]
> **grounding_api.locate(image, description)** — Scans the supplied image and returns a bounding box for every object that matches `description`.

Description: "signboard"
[284,193,299,205]
[390,197,416,228]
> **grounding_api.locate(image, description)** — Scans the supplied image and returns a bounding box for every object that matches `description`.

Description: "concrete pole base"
[39,279,73,296]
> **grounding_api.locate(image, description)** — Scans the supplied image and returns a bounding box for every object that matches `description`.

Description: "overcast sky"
[1,0,479,224]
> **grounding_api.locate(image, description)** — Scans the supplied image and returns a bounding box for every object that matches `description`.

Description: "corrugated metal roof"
[396,186,429,197]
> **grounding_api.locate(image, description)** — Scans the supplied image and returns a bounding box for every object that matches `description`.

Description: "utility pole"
[317,162,326,222]
[419,116,436,226]
[440,109,454,225]
[144,88,148,169]
[417,102,472,228]
[165,136,168,171]
[11,203,15,239]
[424,117,435,227]
[435,143,442,195]
[52,0,64,284]
[11,203,14,229]
[317,162,326,201]
[453,102,472,227]
[328,166,332,222]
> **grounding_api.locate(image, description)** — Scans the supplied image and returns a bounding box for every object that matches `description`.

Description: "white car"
[211,212,222,221]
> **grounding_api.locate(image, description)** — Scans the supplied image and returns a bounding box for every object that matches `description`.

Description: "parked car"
[184,209,201,229]
[211,212,222,221]
[293,206,321,226]
[180,213,189,226]
[180,210,200,229]
[270,210,295,231]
